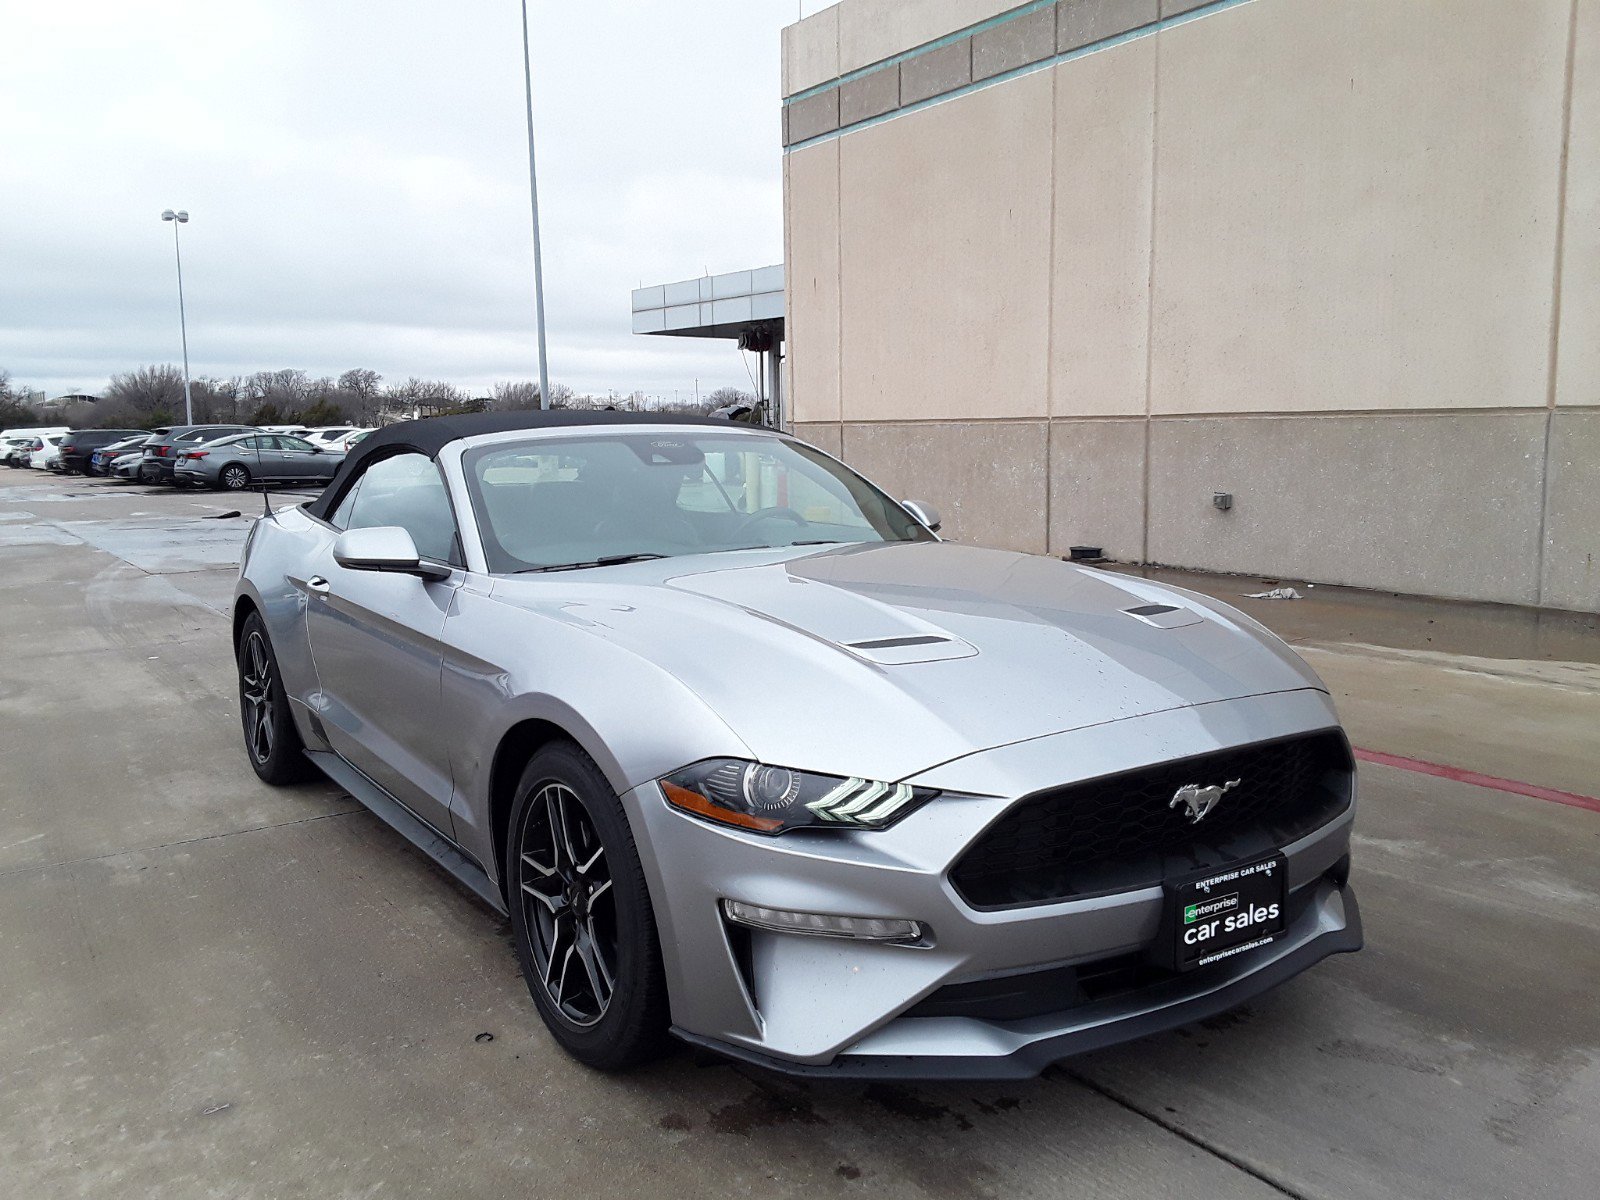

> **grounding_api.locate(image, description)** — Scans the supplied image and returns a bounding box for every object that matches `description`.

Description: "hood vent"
[1122,603,1204,630]
[846,634,950,651]
[840,631,977,666]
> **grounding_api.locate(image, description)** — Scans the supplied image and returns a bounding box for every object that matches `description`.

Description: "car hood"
[490,542,1326,785]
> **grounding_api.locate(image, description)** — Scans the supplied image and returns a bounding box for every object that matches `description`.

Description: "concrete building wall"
[783,0,1600,612]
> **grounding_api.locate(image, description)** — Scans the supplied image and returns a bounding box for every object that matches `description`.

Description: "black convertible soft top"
[303,409,746,522]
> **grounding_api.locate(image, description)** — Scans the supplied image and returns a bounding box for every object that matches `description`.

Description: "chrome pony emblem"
[1169,779,1240,824]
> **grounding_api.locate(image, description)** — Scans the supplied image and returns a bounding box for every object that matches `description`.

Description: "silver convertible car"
[234,412,1360,1078]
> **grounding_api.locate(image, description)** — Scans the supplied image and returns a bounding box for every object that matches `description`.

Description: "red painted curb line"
[1353,748,1600,815]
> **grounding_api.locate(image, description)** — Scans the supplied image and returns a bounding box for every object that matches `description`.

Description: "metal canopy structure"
[631,265,786,426]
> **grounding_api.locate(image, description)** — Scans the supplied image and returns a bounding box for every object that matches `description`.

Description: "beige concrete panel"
[838,0,1021,75]
[787,142,842,424]
[1048,419,1147,562]
[784,5,840,96]
[1050,37,1156,418]
[1159,0,1210,15]
[839,72,1054,421]
[1541,410,1600,612]
[1146,413,1549,606]
[791,422,845,459]
[1555,0,1600,408]
[1151,0,1572,414]
[843,421,1050,552]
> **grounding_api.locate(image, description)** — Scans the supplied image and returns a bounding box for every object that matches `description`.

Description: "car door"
[223,435,273,482]
[305,452,465,834]
[275,434,333,482]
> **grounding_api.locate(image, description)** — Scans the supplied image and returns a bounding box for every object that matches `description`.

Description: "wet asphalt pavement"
[1,468,1597,1199]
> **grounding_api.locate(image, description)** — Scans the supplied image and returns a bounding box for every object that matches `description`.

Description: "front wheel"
[506,744,669,1071]
[236,613,315,784]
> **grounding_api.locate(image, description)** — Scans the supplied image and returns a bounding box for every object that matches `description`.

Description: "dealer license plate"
[1163,854,1287,971]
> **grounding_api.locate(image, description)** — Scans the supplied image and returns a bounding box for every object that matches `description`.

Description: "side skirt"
[304,749,508,916]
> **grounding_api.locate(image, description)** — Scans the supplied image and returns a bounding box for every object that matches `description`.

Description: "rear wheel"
[506,744,669,1070]
[220,463,251,491]
[236,612,315,784]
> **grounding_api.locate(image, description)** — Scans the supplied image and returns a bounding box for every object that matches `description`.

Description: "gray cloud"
[0,0,795,399]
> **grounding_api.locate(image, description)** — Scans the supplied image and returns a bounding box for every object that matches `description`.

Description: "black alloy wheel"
[519,780,618,1028]
[235,613,314,785]
[507,744,668,1070]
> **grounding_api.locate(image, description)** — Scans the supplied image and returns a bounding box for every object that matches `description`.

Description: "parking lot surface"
[2,469,1597,1198]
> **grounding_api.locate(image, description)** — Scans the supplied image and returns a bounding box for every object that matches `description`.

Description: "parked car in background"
[303,426,363,449]
[108,448,151,481]
[2,436,38,468]
[58,429,146,475]
[3,427,70,468]
[316,427,375,452]
[29,434,65,470]
[138,425,257,485]
[1,425,70,444]
[88,435,152,476]
[175,432,342,491]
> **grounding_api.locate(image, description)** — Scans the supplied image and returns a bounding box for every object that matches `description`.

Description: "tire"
[236,612,316,785]
[506,743,670,1071]
[220,464,251,491]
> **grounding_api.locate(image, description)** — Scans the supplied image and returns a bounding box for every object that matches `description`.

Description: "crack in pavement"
[1062,1069,1307,1199]
[0,808,367,882]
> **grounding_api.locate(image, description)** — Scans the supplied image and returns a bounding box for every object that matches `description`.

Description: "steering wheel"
[732,506,808,540]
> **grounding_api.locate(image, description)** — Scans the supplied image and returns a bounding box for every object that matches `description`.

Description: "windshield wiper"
[517,553,667,574]
[790,539,848,546]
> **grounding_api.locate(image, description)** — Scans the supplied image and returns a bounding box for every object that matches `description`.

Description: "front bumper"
[627,689,1361,1080]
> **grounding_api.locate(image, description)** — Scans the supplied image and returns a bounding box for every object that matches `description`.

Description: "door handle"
[307,576,331,594]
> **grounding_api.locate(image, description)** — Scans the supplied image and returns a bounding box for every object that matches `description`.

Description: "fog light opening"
[722,899,923,944]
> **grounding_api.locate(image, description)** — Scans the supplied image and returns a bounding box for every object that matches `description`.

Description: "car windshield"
[463,431,933,573]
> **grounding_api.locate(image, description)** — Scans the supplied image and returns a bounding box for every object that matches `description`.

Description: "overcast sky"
[1,0,830,401]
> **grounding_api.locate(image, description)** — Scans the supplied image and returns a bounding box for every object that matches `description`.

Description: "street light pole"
[161,208,194,424]
[518,0,552,411]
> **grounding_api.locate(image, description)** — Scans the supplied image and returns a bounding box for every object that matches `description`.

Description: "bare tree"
[244,369,313,420]
[104,364,186,416]
[338,369,383,421]
[0,370,45,426]
[492,380,540,410]
[384,378,466,417]
[704,387,755,410]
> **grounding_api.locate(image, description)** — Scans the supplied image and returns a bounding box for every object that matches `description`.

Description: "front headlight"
[661,759,936,835]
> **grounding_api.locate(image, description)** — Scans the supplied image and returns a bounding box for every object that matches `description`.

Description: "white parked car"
[2,436,37,468]
[29,434,64,470]
[304,426,372,452]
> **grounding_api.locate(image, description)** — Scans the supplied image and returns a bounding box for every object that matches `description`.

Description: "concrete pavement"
[2,469,1596,1198]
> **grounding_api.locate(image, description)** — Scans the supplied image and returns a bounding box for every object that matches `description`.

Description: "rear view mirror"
[333,527,451,581]
[902,500,942,533]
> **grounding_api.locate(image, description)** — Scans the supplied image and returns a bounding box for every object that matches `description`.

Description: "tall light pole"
[161,208,194,424]
[518,1,552,410]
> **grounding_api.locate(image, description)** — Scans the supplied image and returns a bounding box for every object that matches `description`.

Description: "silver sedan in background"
[233,412,1360,1079]
[177,432,342,491]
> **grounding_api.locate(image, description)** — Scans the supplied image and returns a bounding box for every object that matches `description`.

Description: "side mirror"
[902,500,942,533]
[333,526,451,581]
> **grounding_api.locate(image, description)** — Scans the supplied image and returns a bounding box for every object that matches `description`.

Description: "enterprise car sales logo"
[1169,778,1240,824]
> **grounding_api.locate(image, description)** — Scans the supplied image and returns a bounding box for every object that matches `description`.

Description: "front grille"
[949,731,1353,910]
